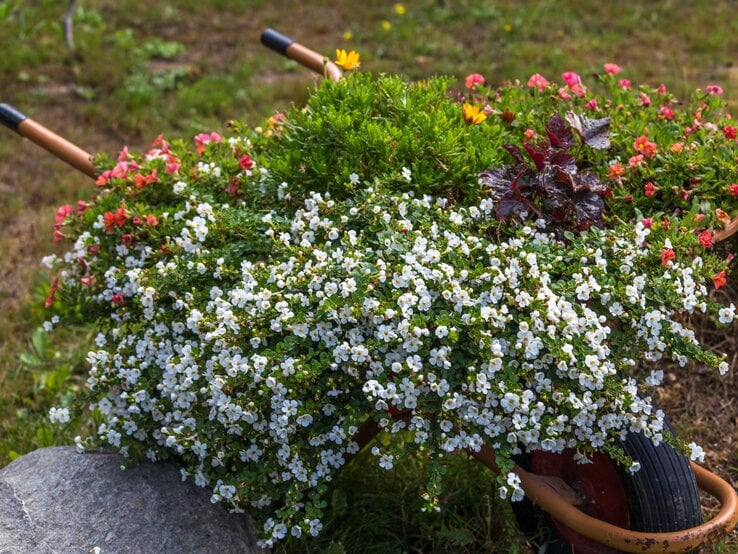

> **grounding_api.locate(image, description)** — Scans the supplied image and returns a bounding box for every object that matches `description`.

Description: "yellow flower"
[334,49,361,71]
[343,30,353,41]
[503,23,512,32]
[394,3,406,15]
[462,103,487,125]
[381,20,392,31]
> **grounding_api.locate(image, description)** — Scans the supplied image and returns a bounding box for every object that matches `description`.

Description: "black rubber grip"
[260,28,294,55]
[0,103,27,133]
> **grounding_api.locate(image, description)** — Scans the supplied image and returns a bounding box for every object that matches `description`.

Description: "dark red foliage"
[479,113,611,234]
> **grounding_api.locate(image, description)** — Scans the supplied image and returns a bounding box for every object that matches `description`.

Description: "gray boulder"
[0,447,267,553]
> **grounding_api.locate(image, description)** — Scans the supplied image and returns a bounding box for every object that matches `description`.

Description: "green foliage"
[262,73,506,202]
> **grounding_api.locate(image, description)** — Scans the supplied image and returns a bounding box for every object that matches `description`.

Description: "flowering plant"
[44,70,735,546]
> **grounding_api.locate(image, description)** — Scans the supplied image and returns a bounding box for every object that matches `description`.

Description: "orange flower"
[462,103,487,125]
[335,49,361,70]
[633,135,657,158]
[713,270,727,289]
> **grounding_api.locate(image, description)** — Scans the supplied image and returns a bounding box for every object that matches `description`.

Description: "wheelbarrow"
[1,28,737,553]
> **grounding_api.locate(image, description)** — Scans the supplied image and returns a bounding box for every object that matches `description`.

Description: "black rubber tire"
[512,414,702,553]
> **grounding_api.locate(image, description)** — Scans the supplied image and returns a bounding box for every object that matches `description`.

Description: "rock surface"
[0,447,266,553]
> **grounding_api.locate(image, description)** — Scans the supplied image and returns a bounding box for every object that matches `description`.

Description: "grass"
[0,0,737,551]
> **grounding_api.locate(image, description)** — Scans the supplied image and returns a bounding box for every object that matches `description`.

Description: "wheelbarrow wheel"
[512,417,702,553]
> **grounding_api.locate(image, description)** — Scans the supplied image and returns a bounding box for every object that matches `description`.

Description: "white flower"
[688,442,705,462]
[401,166,412,182]
[349,173,360,185]
[49,407,71,424]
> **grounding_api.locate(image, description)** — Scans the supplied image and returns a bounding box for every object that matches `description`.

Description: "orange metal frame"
[2,28,737,553]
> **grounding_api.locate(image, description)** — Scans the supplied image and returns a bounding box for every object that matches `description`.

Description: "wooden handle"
[260,28,342,82]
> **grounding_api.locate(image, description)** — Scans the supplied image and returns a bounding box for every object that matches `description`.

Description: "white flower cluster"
[47,174,732,545]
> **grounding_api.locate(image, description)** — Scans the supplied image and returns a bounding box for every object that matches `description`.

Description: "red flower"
[644,182,657,197]
[111,294,125,306]
[661,248,675,266]
[585,99,598,110]
[641,217,653,228]
[604,63,621,75]
[134,169,159,190]
[713,270,727,289]
[633,135,657,158]
[103,206,130,232]
[722,125,737,140]
[464,73,485,88]
[699,230,714,248]
[527,73,549,91]
[95,170,113,187]
[730,184,738,196]
[121,234,134,246]
[239,155,255,172]
[639,93,651,107]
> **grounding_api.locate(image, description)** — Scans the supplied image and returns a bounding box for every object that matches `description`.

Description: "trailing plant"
[42,70,736,547]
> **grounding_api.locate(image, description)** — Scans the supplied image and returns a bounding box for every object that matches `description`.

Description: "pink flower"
[604,63,621,75]
[527,73,549,91]
[729,184,738,196]
[706,84,724,95]
[656,84,667,95]
[639,93,651,107]
[561,72,582,88]
[618,79,631,89]
[194,132,222,155]
[111,294,125,306]
[80,277,93,287]
[641,217,653,228]
[55,205,75,226]
[557,87,572,100]
[585,99,598,110]
[166,161,181,175]
[644,182,657,197]
[628,155,644,169]
[659,106,674,120]
[117,146,131,162]
[523,128,537,143]
[465,73,485,88]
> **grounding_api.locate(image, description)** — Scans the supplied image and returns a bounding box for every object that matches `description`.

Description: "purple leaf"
[575,192,605,228]
[504,143,527,165]
[565,112,611,150]
[523,143,546,170]
[545,114,576,150]
[496,195,532,221]
[479,168,514,198]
